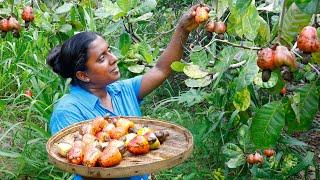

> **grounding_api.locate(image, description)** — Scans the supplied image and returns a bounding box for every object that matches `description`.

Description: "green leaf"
[101,0,122,17]
[95,0,123,19]
[213,0,229,19]
[233,88,251,111]
[255,16,271,46]
[222,143,245,168]
[128,64,145,73]
[82,7,95,31]
[295,0,320,14]
[184,76,212,88]
[238,124,255,151]
[113,11,127,20]
[222,143,244,158]
[280,136,308,147]
[190,49,208,68]
[228,4,260,40]
[178,89,205,107]
[213,47,236,73]
[226,155,246,169]
[59,24,72,33]
[130,0,157,15]
[212,47,237,88]
[250,101,285,148]
[253,71,278,88]
[55,3,73,14]
[139,42,153,64]
[129,12,153,23]
[281,3,312,46]
[117,0,136,13]
[104,21,122,35]
[230,0,252,16]
[236,51,259,90]
[119,33,132,56]
[170,61,185,72]
[287,83,319,131]
[183,64,208,79]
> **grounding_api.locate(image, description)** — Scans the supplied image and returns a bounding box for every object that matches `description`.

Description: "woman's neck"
[86,86,108,99]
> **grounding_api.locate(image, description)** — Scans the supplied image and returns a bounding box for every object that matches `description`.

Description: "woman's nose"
[108,53,118,65]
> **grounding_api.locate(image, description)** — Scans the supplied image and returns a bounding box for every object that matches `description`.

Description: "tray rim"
[46,116,194,178]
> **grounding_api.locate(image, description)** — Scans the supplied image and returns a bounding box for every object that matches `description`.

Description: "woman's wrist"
[175,25,191,35]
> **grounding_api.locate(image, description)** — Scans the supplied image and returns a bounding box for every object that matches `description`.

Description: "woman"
[47,4,209,180]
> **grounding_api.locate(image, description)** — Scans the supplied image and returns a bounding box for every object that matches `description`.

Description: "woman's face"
[85,36,120,87]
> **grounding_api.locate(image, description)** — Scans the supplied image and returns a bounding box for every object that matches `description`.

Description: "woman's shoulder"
[54,93,80,110]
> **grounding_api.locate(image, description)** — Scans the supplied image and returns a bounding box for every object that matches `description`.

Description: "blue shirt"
[50,75,148,180]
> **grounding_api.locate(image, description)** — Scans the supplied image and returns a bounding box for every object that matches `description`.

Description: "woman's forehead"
[89,36,109,49]
[88,36,108,53]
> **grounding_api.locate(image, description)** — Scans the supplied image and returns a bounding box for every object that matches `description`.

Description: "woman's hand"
[177,4,211,33]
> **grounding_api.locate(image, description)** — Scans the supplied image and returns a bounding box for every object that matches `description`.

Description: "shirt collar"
[106,81,121,96]
[69,82,122,110]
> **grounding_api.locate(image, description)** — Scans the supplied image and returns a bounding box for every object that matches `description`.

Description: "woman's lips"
[110,67,119,73]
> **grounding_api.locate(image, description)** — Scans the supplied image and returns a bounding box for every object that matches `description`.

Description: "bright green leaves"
[228,2,261,40]
[233,88,251,111]
[281,3,312,46]
[230,0,253,16]
[55,3,73,14]
[170,62,185,72]
[255,16,271,46]
[95,0,122,19]
[121,41,156,74]
[212,0,229,19]
[295,0,320,14]
[128,64,145,73]
[59,24,72,33]
[222,143,245,168]
[250,101,285,149]
[235,51,259,90]
[178,89,205,107]
[119,33,132,56]
[287,83,319,131]
[190,49,208,68]
[183,63,211,88]
[116,0,137,13]
[185,76,212,88]
[183,65,208,79]
[130,0,157,16]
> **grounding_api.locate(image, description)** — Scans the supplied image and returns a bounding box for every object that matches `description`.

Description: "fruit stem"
[277,0,287,43]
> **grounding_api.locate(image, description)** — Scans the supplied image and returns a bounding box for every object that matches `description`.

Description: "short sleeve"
[122,75,143,100]
[49,109,83,135]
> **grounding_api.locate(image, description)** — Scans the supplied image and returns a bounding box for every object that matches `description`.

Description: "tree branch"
[213,39,262,50]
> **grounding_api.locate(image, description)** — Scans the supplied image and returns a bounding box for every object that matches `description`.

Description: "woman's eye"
[99,55,106,61]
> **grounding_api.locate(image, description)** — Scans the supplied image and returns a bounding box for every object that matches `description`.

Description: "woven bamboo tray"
[46,116,194,178]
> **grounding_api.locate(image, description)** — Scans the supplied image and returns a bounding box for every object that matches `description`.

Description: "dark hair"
[46,32,99,84]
